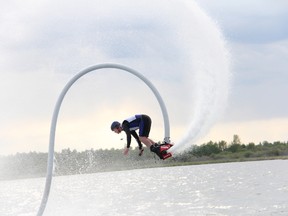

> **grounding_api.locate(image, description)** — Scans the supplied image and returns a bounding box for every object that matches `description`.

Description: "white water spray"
[169,1,232,153]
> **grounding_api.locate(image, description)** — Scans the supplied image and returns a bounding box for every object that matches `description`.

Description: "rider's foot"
[150,144,163,159]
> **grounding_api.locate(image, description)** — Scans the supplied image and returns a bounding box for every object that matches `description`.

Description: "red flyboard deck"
[160,143,173,160]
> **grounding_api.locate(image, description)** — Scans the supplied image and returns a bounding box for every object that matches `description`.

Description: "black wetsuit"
[122,114,152,149]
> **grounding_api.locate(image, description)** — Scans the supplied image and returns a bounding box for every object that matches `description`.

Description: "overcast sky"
[0,0,287,155]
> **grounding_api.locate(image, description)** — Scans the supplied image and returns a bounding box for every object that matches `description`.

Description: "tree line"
[1,135,287,180]
[175,135,288,162]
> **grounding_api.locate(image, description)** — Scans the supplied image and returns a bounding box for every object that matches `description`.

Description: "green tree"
[227,135,243,153]
[232,134,241,145]
[218,140,227,151]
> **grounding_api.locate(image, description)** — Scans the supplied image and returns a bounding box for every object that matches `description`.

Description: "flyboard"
[158,143,173,160]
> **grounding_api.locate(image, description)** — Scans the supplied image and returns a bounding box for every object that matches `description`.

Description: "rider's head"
[111,121,121,133]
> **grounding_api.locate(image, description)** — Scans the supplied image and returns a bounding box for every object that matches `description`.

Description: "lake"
[0,160,287,215]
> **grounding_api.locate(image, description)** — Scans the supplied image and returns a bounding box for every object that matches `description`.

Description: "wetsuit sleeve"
[122,121,132,148]
[131,131,143,149]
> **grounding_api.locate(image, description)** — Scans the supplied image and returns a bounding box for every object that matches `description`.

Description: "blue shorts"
[139,115,151,137]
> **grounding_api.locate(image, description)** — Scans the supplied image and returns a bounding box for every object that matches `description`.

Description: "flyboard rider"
[110,114,172,160]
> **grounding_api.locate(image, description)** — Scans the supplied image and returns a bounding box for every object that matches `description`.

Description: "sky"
[0,0,287,155]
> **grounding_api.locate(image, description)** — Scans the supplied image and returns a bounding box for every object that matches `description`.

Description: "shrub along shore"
[1,135,287,180]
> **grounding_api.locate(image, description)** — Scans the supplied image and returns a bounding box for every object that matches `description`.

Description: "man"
[110,114,163,158]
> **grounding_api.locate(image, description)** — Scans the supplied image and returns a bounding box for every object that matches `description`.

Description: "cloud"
[1,0,222,76]
[196,0,288,43]
[226,39,288,121]
[199,118,288,144]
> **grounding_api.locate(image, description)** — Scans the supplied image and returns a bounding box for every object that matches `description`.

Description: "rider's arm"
[122,121,132,148]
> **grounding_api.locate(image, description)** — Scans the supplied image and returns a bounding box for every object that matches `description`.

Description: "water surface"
[0,160,287,215]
